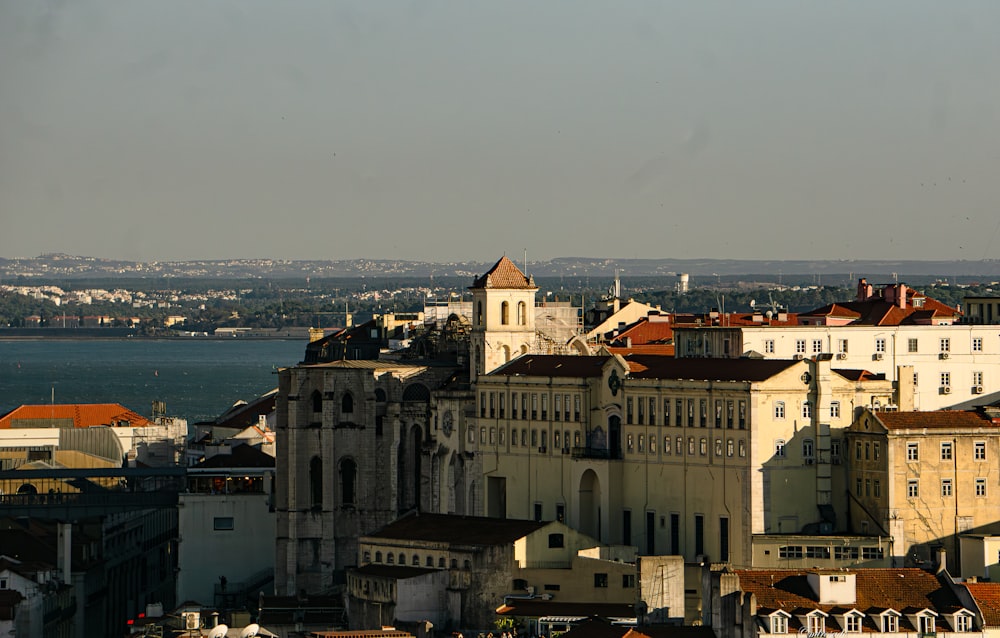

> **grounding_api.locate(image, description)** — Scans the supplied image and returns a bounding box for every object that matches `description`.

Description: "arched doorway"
[579,469,602,541]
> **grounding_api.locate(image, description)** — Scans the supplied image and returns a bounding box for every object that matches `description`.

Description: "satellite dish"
[209,624,229,638]
[241,624,260,638]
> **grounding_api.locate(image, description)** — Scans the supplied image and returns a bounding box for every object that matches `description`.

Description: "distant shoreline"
[0,331,302,342]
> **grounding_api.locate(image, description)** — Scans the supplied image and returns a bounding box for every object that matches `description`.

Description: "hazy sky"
[2,2,999,262]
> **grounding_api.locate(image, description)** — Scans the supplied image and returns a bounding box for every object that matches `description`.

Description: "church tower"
[468,256,538,381]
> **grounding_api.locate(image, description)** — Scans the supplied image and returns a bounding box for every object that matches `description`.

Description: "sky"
[2,1,999,263]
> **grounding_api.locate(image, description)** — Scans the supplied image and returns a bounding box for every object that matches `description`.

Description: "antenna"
[209,624,229,638]
[240,624,260,638]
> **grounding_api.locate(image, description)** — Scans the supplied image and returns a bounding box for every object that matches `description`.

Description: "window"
[875,338,886,353]
[649,398,656,425]
[700,438,707,455]
[637,397,644,424]
[802,402,812,418]
[694,514,704,556]
[975,441,987,461]
[941,442,953,460]
[594,573,608,588]
[771,615,788,634]
[675,399,683,426]
[649,437,656,454]
[862,547,884,560]
[796,339,806,354]
[940,337,951,353]
[739,440,746,457]
[627,433,634,453]
[856,478,862,496]
[664,436,672,454]
[831,439,841,461]
[977,478,987,497]
[517,301,527,325]
[534,502,543,521]
[953,614,972,632]
[574,395,581,421]
[340,458,357,506]
[622,574,635,588]
[700,399,708,427]
[830,401,841,418]
[311,390,323,413]
[907,479,919,498]
[719,516,730,562]
[688,399,695,427]
[802,439,814,459]
[779,545,803,558]
[882,614,898,633]
[727,439,734,457]
[638,435,645,453]
[874,442,880,460]
[738,400,746,429]
[973,336,984,352]
[213,516,235,531]
[806,546,830,559]
[511,392,518,420]
[677,436,683,455]
[775,439,786,458]
[553,395,561,421]
[835,546,859,560]
[688,437,695,455]
[908,338,919,353]
[626,398,634,424]
[774,401,785,419]
[715,438,723,456]
[919,616,935,636]
[873,480,881,498]
[838,339,849,354]
[942,478,953,497]
[531,394,538,419]
[501,301,510,325]
[941,371,951,387]
[813,339,823,354]
[554,430,560,449]
[807,615,825,635]
[715,401,723,428]
[765,339,775,354]
[974,370,984,386]
[663,399,671,425]
[907,442,919,461]
[845,614,862,633]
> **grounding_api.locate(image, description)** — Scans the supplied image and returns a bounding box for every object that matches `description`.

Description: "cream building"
[846,408,1000,571]
[471,353,906,568]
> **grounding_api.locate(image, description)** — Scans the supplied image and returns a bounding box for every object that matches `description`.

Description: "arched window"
[387,553,394,564]
[517,301,527,325]
[438,557,446,568]
[374,388,387,403]
[309,456,323,508]
[341,392,354,414]
[501,301,510,325]
[402,384,430,402]
[476,301,483,326]
[375,552,382,563]
[398,553,405,565]
[340,458,357,506]
[412,555,420,566]
[311,390,323,413]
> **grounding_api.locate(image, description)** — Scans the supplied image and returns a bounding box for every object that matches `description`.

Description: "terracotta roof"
[611,318,674,345]
[559,618,712,638]
[625,356,799,382]
[834,369,886,382]
[605,344,675,356]
[492,355,610,378]
[496,601,637,619]
[367,513,546,546]
[194,443,275,469]
[801,294,960,326]
[735,568,964,631]
[875,410,997,431]
[0,403,151,429]
[966,582,1000,627]
[470,256,537,290]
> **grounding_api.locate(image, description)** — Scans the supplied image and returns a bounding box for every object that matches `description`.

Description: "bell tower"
[468,255,538,381]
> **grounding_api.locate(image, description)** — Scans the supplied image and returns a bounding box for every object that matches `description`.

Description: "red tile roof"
[611,318,674,345]
[470,256,537,290]
[496,601,637,619]
[0,403,151,429]
[736,568,963,631]
[801,294,960,326]
[875,410,998,431]
[965,582,1000,627]
[625,356,799,382]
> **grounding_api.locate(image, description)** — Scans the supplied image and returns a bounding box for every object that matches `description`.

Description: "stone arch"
[568,335,590,356]
[374,388,387,403]
[341,392,354,414]
[579,469,602,540]
[501,301,510,325]
[17,483,38,495]
[519,344,529,355]
[502,344,512,363]
[311,390,323,413]
[517,301,527,325]
[402,383,430,402]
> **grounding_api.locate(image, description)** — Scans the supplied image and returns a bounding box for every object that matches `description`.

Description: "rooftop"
[0,403,152,429]
[470,256,537,290]
[366,512,546,546]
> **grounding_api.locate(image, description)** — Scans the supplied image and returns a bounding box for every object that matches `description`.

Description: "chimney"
[856,278,873,302]
[897,283,907,310]
[936,547,947,574]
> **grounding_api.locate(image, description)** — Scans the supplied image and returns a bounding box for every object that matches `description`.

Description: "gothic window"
[341,392,354,414]
[311,390,322,413]
[340,458,357,506]
[309,456,323,508]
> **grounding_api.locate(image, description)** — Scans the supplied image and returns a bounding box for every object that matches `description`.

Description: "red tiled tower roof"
[470,256,537,290]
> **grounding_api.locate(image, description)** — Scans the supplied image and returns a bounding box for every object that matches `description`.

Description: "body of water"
[0,339,307,423]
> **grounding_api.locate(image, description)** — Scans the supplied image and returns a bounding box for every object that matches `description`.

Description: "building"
[964,296,1000,326]
[0,554,75,638]
[846,407,1000,570]
[705,561,980,638]
[672,280,997,411]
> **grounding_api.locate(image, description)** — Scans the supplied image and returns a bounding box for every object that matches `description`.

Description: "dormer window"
[806,612,827,634]
[881,610,899,633]
[770,612,790,634]
[918,614,936,635]
[842,611,864,633]
[954,611,974,632]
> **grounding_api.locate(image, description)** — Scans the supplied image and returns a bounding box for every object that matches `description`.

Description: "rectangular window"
[719,517,730,562]
[714,401,723,428]
[489,392,496,418]
[776,439,786,458]
[907,442,919,461]
[554,395,561,421]
[534,503,543,521]
[638,434,645,453]
[574,395,581,421]
[940,337,951,352]
[649,398,657,425]
[973,337,984,352]
[664,435,671,455]
[830,401,841,418]
[875,338,886,353]
[213,517,235,531]
[775,401,785,419]
[622,574,636,588]
[907,479,919,498]
[772,616,788,634]
[942,478,953,497]
[834,546,859,560]
[626,397,634,424]
[700,399,707,427]
[873,480,880,498]
[974,371,984,386]
[977,478,987,497]
[976,441,987,461]
[694,514,705,556]
[795,339,806,354]
[806,546,830,559]
[738,400,746,429]
[779,545,803,559]
[862,547,884,560]
[637,397,645,424]
[594,573,608,588]
[670,514,680,555]
[675,399,683,427]
[511,392,518,420]
[480,393,487,418]
[941,372,951,387]
[688,400,695,427]
[874,442,880,460]
[765,339,775,354]
[838,339,849,354]
[831,439,841,461]
[941,441,953,460]
[623,510,632,545]
[908,337,918,353]
[531,394,538,419]
[556,504,565,522]
[663,398,671,425]
[812,339,823,354]
[541,394,548,420]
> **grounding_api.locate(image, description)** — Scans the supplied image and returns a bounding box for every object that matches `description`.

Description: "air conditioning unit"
[185,613,200,631]
[940,352,950,359]
[793,354,805,360]
[836,353,848,360]
[973,385,984,394]
[941,386,952,395]
[873,353,884,361]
